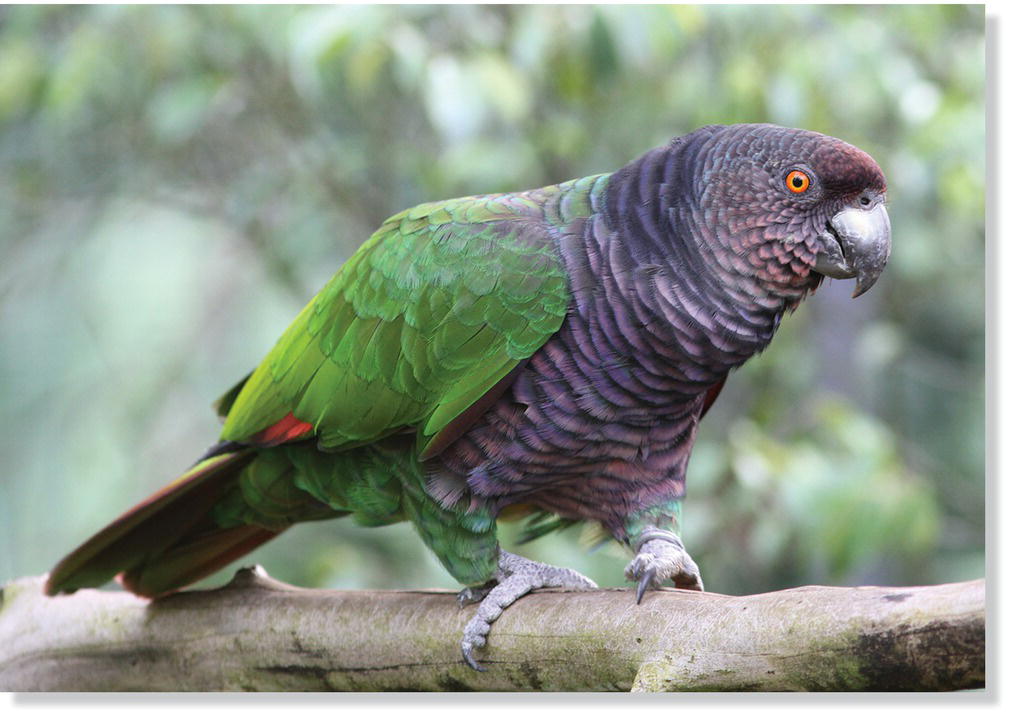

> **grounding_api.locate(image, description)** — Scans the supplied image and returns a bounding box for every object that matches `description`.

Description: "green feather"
[218,182,593,454]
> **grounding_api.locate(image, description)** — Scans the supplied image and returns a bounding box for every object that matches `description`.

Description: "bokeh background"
[0,4,985,596]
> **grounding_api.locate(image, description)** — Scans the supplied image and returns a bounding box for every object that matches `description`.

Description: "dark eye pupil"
[792,175,804,188]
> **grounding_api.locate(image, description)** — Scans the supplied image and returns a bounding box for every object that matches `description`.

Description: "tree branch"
[0,568,984,691]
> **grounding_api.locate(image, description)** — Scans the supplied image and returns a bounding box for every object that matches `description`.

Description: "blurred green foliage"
[0,5,984,595]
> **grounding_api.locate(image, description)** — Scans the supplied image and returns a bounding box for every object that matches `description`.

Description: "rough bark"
[0,567,984,692]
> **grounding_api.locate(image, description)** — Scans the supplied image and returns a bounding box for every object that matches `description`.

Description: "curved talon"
[626,533,704,602]
[462,644,487,672]
[635,567,656,604]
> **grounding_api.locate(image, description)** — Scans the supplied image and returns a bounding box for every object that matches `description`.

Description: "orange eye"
[785,170,811,194]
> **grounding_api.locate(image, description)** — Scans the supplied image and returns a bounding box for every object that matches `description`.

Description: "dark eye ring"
[785,170,811,194]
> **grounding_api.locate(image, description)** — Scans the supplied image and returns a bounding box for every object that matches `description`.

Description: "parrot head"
[689,123,891,299]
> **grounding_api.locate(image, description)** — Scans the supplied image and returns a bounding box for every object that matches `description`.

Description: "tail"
[45,447,282,598]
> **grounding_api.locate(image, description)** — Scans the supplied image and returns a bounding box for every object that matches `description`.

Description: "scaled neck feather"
[598,138,796,373]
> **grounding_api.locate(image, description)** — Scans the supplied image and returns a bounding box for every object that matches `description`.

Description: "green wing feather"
[220,180,602,457]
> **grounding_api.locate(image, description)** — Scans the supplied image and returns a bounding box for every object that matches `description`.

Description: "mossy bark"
[0,567,984,691]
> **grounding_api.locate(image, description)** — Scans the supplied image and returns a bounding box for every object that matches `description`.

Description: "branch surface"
[0,568,984,691]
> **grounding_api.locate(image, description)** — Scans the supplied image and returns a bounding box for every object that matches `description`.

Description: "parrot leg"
[624,528,704,602]
[459,550,597,671]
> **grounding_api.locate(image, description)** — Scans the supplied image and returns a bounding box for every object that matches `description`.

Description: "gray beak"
[813,202,892,298]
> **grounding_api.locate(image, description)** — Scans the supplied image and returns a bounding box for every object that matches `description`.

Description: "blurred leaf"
[147,77,220,144]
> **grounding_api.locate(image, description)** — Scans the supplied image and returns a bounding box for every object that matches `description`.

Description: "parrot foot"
[460,550,597,671]
[624,530,704,603]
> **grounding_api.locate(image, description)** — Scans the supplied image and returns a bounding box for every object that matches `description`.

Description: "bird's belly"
[431,341,705,533]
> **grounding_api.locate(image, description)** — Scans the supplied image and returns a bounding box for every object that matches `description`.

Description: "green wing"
[220,178,604,457]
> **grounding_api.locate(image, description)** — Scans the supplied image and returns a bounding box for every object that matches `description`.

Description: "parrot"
[44,123,891,670]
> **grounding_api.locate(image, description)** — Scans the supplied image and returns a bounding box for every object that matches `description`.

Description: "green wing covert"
[219,185,591,457]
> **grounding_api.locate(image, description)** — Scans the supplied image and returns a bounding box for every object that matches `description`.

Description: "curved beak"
[813,202,891,298]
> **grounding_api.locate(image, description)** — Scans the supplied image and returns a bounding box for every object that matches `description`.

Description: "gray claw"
[462,644,487,672]
[635,567,656,604]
